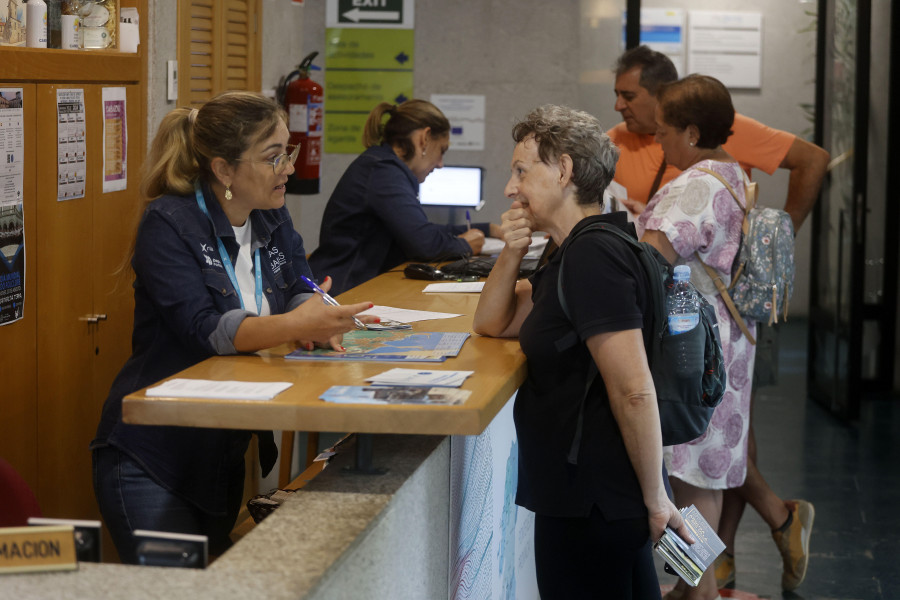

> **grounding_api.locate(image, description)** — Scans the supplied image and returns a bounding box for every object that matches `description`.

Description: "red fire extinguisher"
[277,52,323,195]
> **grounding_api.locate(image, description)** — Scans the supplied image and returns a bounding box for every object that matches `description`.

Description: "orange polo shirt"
[607,113,796,205]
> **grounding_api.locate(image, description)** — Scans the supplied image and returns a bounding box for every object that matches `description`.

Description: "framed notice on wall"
[688,11,762,89]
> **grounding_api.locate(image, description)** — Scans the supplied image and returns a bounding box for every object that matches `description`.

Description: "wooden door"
[0,83,38,489]
[34,83,137,520]
[35,84,98,519]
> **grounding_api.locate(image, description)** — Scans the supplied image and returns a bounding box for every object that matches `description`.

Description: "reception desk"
[7,269,538,599]
[121,269,527,436]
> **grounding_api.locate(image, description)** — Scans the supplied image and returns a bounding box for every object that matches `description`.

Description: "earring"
[421,149,427,157]
[689,141,695,147]
[224,185,232,201]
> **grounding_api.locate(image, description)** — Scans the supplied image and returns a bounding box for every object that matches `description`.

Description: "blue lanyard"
[194,182,263,314]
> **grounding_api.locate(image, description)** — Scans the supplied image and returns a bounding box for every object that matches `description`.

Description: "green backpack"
[556,222,727,461]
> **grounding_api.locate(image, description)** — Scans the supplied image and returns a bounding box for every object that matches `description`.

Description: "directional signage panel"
[325,28,415,70]
[324,28,414,153]
[326,0,414,29]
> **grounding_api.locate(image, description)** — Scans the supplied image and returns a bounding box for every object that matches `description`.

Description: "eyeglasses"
[238,144,301,175]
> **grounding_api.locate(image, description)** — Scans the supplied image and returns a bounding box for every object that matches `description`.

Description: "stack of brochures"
[654,504,725,587]
[319,385,471,405]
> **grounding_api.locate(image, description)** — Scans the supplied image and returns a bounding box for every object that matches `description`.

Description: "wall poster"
[0,88,25,325]
[57,88,86,201]
[102,86,127,193]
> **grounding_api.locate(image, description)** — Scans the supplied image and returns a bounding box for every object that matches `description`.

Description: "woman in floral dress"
[637,74,755,600]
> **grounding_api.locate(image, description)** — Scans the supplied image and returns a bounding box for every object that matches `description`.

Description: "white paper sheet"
[146,378,292,401]
[358,305,462,323]
[366,368,473,387]
[422,282,485,293]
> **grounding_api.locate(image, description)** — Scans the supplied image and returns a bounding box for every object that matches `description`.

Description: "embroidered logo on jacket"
[200,243,223,268]
[268,246,287,274]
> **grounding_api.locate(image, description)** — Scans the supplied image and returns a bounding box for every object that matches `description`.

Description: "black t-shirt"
[514,213,653,520]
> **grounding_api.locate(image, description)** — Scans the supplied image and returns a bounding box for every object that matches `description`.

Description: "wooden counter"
[122,269,526,436]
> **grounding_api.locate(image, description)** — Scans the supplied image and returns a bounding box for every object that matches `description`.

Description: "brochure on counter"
[285,330,469,363]
[320,385,471,406]
[366,368,473,387]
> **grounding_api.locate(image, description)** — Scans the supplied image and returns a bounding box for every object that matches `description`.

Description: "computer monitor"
[418,166,484,208]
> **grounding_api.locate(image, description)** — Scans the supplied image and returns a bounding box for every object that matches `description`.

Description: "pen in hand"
[299,275,367,330]
[465,209,472,231]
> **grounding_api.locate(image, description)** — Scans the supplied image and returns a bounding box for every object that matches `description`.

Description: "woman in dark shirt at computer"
[308,99,499,295]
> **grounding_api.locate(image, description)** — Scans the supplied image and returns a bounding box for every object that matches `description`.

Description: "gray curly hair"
[511,105,618,207]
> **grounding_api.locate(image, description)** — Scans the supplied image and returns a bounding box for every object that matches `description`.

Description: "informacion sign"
[326,0,414,29]
[324,28,414,154]
[57,88,87,202]
[0,87,25,326]
[688,11,762,89]
[0,526,78,574]
[431,94,485,151]
[102,87,128,193]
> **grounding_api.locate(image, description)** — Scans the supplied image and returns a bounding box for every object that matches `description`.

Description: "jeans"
[92,445,244,564]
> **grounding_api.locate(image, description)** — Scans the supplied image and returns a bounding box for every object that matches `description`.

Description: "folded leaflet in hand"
[654,504,725,587]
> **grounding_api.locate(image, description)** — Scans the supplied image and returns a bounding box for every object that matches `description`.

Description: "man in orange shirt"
[608,46,829,593]
[608,46,828,233]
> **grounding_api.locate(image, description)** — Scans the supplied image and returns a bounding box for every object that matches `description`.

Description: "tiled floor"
[655,320,900,599]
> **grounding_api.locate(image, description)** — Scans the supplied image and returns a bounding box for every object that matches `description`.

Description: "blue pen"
[300,275,367,330]
[465,209,471,231]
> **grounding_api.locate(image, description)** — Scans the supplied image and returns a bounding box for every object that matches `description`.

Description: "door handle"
[79,314,108,324]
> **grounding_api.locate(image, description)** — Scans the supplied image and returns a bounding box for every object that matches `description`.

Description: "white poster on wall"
[57,88,87,201]
[688,11,762,89]
[102,86,128,193]
[430,94,485,151]
[640,8,685,76]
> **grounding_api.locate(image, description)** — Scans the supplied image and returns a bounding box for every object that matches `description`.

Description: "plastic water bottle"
[667,265,700,334]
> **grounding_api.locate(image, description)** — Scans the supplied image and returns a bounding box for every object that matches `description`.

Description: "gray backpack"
[696,168,795,345]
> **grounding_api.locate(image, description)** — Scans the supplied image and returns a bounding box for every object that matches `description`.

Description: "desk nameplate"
[0,525,78,574]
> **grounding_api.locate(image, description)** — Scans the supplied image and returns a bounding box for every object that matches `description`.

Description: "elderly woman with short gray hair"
[474,104,690,598]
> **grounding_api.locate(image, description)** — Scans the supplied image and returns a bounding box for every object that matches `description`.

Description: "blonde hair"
[140,91,287,205]
[120,91,287,276]
[361,99,450,160]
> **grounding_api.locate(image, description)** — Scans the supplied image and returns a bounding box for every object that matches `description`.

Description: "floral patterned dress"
[638,159,756,490]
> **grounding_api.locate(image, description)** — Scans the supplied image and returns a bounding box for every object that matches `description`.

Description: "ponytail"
[360,99,450,160]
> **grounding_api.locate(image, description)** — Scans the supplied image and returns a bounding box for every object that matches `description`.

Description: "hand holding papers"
[654,504,725,587]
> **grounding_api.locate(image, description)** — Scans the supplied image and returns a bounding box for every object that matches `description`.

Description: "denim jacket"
[92,182,313,515]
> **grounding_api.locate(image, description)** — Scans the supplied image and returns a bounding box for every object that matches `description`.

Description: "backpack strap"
[647,158,668,202]
[696,166,756,235]
[691,166,757,345]
[556,222,656,464]
[694,253,756,345]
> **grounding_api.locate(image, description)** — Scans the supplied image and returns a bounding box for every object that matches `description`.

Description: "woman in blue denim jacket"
[91,91,376,564]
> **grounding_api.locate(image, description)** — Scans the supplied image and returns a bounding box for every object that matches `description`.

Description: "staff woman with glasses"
[91,91,376,564]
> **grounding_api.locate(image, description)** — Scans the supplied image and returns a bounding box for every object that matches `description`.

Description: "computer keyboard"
[440,255,540,278]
